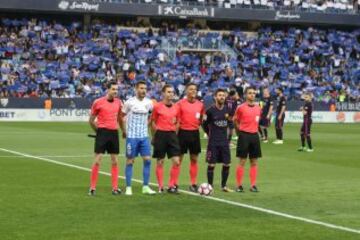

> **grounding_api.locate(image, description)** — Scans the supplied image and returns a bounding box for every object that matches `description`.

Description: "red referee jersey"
[152,102,179,131]
[234,103,261,134]
[177,98,205,131]
[91,96,122,130]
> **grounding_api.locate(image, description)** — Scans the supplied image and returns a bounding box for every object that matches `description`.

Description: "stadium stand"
[88,0,360,14]
[0,18,359,103]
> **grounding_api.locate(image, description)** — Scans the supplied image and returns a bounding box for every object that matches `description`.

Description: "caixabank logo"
[158,5,215,18]
[58,1,100,11]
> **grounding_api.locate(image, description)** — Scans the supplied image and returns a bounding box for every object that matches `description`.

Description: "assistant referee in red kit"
[88,81,126,196]
[234,87,262,193]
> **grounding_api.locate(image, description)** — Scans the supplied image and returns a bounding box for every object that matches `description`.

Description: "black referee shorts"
[236,131,262,159]
[153,130,181,159]
[178,129,201,155]
[94,128,119,154]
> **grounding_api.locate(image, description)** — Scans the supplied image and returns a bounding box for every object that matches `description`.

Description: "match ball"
[198,183,213,196]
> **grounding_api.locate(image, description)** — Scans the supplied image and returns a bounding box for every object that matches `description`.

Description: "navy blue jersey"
[276,96,286,116]
[261,97,273,118]
[225,97,239,116]
[303,101,313,122]
[203,105,231,146]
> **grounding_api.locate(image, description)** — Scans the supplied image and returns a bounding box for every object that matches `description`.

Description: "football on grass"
[197,183,213,196]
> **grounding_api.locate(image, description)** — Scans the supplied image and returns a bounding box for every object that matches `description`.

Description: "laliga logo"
[0,98,9,107]
[58,1,70,10]
[127,143,132,156]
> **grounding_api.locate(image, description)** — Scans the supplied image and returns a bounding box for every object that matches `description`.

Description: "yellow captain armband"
[259,101,264,109]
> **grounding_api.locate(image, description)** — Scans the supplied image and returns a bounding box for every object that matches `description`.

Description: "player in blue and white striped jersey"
[122,81,156,195]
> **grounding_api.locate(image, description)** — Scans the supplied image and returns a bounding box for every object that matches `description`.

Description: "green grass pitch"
[0,122,359,240]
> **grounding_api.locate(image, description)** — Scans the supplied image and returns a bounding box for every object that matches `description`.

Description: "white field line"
[0,147,359,235]
[0,132,89,135]
[0,154,124,158]
[0,155,93,158]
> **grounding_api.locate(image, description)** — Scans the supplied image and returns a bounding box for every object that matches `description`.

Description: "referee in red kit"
[234,87,262,193]
[177,83,205,192]
[88,81,126,196]
[151,84,181,194]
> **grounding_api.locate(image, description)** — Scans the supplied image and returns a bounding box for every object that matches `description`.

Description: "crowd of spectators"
[0,18,359,103]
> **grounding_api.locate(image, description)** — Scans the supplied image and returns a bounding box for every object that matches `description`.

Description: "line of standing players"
[88,81,313,196]
[149,83,262,193]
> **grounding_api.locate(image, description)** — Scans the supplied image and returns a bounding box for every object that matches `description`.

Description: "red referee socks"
[189,161,198,186]
[111,164,119,190]
[250,165,258,187]
[236,165,258,187]
[236,165,244,187]
[174,163,181,186]
[156,164,164,189]
[90,164,119,190]
[169,164,180,188]
[90,163,99,190]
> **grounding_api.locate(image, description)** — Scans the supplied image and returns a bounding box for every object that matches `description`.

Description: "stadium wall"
[1,109,359,123]
[0,109,90,122]
[0,98,349,111]
[0,0,359,26]
[285,111,360,123]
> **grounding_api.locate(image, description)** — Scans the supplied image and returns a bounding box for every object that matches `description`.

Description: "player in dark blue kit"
[259,88,273,143]
[273,88,286,144]
[225,90,241,147]
[203,89,233,192]
[298,93,314,152]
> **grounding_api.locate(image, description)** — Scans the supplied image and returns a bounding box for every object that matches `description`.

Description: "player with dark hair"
[298,93,314,152]
[273,87,286,144]
[122,81,156,196]
[88,81,126,196]
[234,87,262,192]
[203,89,233,192]
[259,88,273,143]
[226,90,241,147]
[151,84,181,194]
[177,83,205,192]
